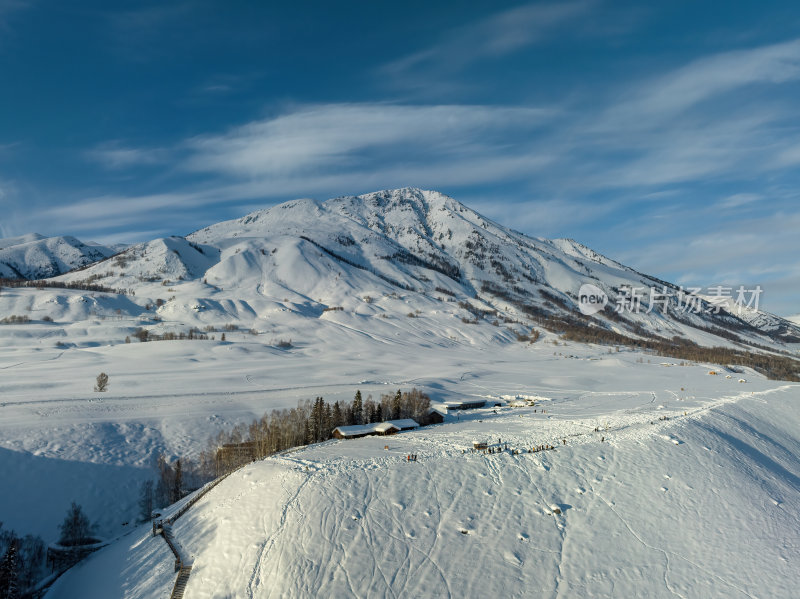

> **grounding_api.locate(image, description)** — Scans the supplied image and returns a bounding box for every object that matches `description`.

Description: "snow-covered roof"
[333,419,418,437]
[443,399,487,409]
[373,422,399,433]
[333,424,381,437]
[386,419,419,430]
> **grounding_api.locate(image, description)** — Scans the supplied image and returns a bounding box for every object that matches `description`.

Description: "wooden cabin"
[216,441,258,465]
[420,407,445,425]
[442,399,487,412]
[332,419,419,440]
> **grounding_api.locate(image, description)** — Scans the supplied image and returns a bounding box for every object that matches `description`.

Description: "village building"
[332,419,419,440]
[441,399,486,412]
[420,407,445,425]
[216,441,258,464]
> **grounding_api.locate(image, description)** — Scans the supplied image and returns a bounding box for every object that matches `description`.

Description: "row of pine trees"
[137,388,432,520]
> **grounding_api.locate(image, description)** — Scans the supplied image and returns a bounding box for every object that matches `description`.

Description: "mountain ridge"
[0,233,114,280]
[11,187,799,352]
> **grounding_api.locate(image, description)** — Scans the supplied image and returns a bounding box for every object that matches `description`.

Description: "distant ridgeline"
[0,277,133,296]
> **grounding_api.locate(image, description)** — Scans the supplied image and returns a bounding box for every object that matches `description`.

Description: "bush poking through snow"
[94,372,109,392]
[0,315,30,325]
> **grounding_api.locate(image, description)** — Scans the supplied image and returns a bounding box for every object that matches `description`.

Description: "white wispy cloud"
[44,103,559,239]
[380,1,600,94]
[604,38,800,124]
[542,38,800,193]
[714,193,765,210]
[85,142,167,170]
[182,103,554,179]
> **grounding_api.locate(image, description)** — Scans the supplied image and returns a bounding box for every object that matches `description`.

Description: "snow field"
[43,376,800,598]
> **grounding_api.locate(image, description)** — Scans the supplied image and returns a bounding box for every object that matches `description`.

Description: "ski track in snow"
[246,467,311,599]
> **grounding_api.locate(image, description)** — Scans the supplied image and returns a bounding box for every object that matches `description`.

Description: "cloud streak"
[605,38,800,124]
[85,142,167,170]
[182,103,554,178]
[381,1,599,94]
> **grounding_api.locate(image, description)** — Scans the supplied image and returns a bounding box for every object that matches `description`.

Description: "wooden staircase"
[154,465,244,598]
[170,565,192,599]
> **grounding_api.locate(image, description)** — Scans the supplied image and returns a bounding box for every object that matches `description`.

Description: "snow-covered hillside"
[46,361,800,599]
[0,233,114,279]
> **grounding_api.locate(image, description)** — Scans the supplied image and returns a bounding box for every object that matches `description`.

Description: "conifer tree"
[332,401,343,428]
[138,480,154,522]
[364,397,376,423]
[0,540,19,599]
[391,389,402,420]
[353,390,363,425]
[324,403,332,439]
[155,454,172,506]
[172,459,183,503]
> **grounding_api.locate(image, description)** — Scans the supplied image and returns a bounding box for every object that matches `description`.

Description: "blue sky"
[1,1,799,314]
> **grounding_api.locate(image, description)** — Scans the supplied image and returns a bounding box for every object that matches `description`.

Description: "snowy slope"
[46,372,800,599]
[0,233,114,279]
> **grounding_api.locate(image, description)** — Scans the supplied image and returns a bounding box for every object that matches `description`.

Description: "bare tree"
[58,503,95,547]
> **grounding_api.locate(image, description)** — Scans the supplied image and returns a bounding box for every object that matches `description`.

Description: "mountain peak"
[49,188,800,349]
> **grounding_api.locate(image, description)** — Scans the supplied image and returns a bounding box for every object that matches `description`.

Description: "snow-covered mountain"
[53,187,800,349]
[0,233,114,279]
